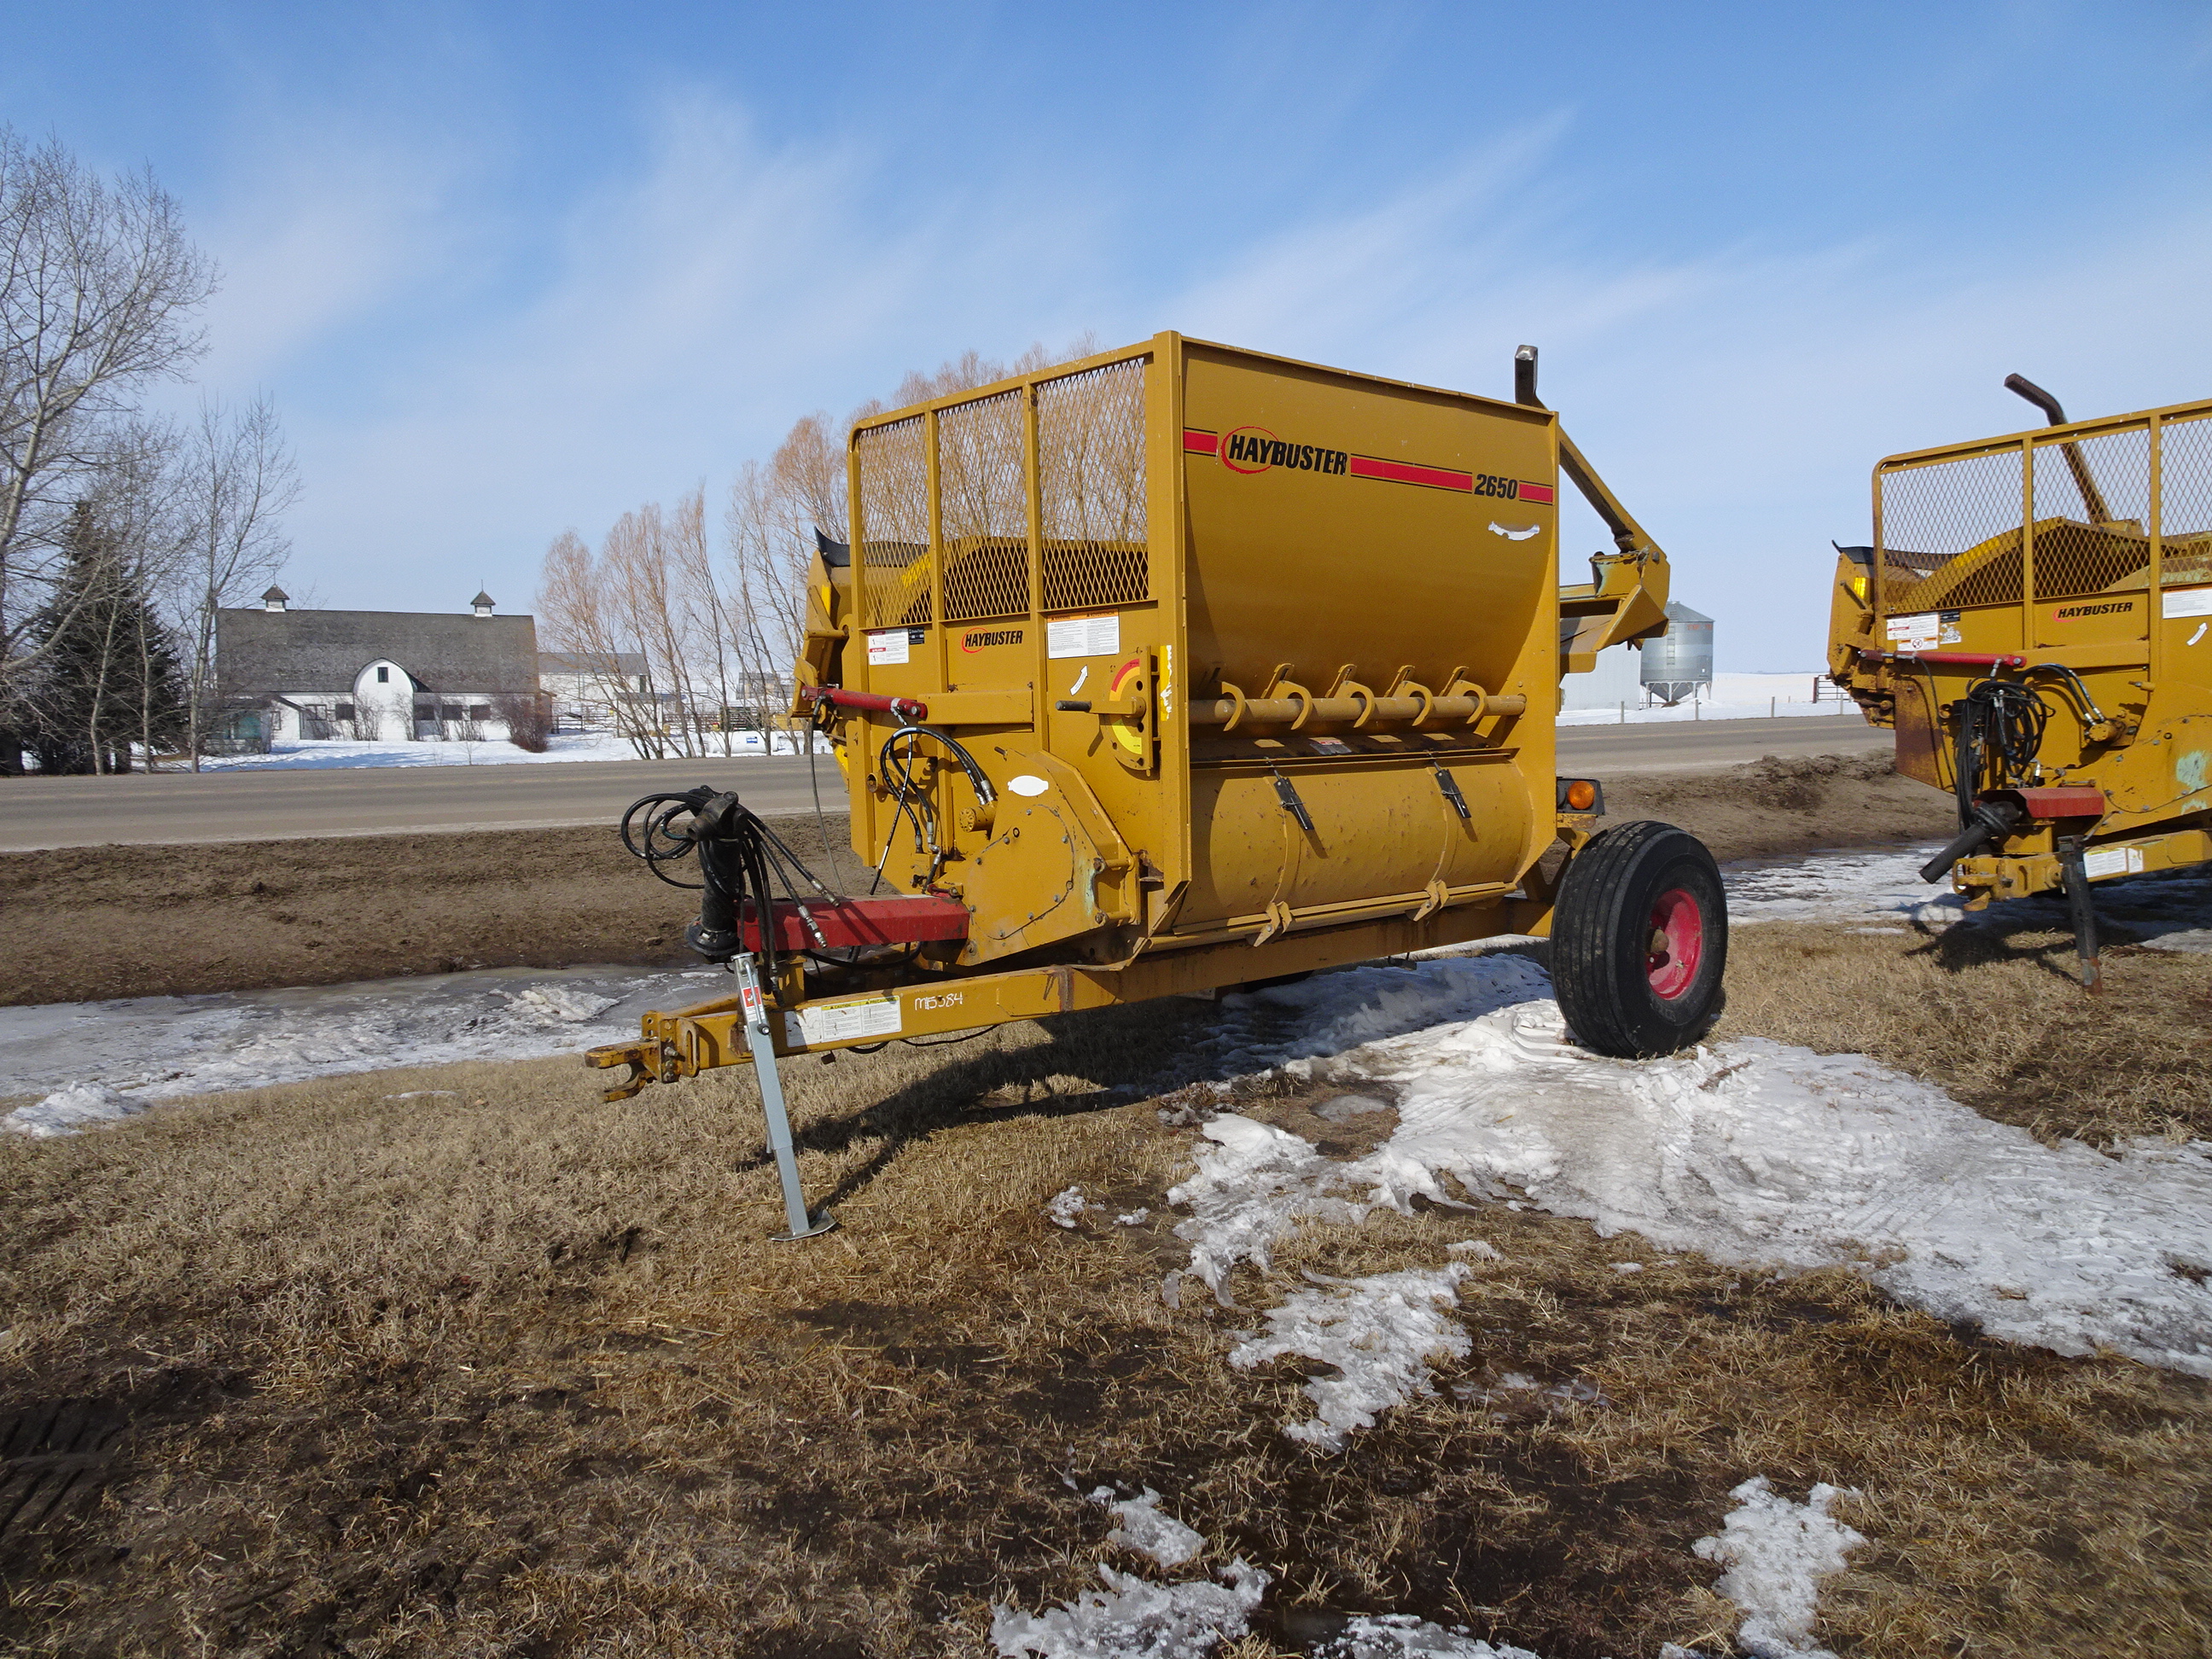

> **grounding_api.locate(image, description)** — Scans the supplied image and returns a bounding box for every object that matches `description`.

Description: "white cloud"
[200,84,2212,666]
[192,126,492,387]
[1156,137,2212,665]
[252,89,1114,610]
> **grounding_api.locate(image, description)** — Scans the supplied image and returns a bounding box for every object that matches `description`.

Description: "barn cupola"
[262,586,288,614]
[471,590,496,617]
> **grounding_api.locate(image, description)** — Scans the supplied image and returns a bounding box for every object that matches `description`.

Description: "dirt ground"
[0,812,864,1009]
[1599,749,1948,864]
[0,917,2208,1656]
[0,752,1952,1008]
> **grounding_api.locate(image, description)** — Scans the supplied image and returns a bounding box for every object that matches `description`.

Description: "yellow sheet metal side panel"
[1173,341,1558,916]
[1178,344,1556,699]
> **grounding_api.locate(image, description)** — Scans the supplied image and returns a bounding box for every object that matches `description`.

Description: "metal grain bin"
[1641,600,1714,705]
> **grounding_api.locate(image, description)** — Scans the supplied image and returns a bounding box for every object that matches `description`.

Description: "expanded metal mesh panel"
[937,391,1031,622]
[1879,448,2025,612]
[855,416,931,629]
[1038,358,1150,611]
[2162,413,2212,590]
[2029,429,2151,602]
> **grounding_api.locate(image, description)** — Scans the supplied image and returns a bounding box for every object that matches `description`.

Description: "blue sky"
[5,1,2209,667]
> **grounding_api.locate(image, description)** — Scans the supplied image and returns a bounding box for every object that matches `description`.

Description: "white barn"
[216,590,541,744]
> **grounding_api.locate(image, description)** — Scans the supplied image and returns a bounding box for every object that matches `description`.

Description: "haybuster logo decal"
[1181,426,1554,502]
[1218,425,1349,476]
[961,627,1025,653]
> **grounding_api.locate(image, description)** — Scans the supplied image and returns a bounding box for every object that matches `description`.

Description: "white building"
[1558,643,1646,713]
[216,589,541,744]
[538,650,657,730]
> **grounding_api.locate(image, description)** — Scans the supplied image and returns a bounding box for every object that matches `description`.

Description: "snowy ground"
[175,703,1851,770]
[11,835,2203,1656]
[10,845,2211,1374]
[1558,671,1854,728]
[0,962,720,1134]
[1726,840,2212,950]
[188,731,829,770]
[990,1472,1860,1659]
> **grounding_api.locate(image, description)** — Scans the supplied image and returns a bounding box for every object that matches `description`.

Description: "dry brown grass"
[1720,913,2212,1147]
[1,930,2208,1656]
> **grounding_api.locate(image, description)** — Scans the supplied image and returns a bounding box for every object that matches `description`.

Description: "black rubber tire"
[1551,820,1727,1057]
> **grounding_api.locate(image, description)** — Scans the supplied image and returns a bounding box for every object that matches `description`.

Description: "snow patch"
[1692,1477,1866,1659]
[1342,998,2212,1373]
[1092,1487,1205,1569]
[1723,841,2212,951]
[191,731,830,770]
[1167,950,2212,1379]
[990,1559,1268,1658]
[0,964,703,1120]
[1230,1265,1472,1451]
[2,1083,143,1138]
[1312,1614,1541,1657]
[1046,1187,1096,1230]
[1166,1115,1353,1302]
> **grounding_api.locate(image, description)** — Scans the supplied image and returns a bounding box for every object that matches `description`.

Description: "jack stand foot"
[774,1210,838,1243]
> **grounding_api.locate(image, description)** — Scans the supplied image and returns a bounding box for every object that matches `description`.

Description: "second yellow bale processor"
[591,335,1722,1236]
[1829,375,2212,988]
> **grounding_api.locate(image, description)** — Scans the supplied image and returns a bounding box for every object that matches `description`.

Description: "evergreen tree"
[25,502,185,773]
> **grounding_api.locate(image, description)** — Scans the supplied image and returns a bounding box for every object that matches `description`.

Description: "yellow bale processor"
[589,335,1722,1236]
[1829,375,2212,988]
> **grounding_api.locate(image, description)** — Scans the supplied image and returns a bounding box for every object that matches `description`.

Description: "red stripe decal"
[1182,428,1219,456]
[1517,481,1555,505]
[1348,454,1473,492]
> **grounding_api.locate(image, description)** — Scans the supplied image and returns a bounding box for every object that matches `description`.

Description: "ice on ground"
[1447,1239,1499,1260]
[0,963,709,1126]
[1091,1487,1205,1569]
[1311,1614,1541,1657]
[1230,1265,1472,1452]
[2,1083,143,1138]
[1723,844,1962,928]
[990,1559,1268,1658]
[1317,1092,1393,1121]
[1173,953,2212,1377]
[1046,1187,1096,1229]
[1167,1115,1356,1302]
[1723,840,2212,950]
[1692,1477,1866,1659]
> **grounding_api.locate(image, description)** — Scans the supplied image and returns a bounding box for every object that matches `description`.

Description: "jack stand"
[2056,836,2104,995]
[735,952,836,1240]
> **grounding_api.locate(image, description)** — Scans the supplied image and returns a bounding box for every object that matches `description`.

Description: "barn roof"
[217,608,541,696]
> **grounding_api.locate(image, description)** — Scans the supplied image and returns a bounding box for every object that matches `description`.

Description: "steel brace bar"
[734,952,837,1241]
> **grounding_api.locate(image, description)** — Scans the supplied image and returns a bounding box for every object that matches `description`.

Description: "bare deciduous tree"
[538,527,667,758]
[172,393,299,768]
[720,338,1097,752]
[492,689,552,753]
[0,127,215,723]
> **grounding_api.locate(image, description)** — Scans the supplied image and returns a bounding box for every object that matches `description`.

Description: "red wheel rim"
[1645,886,1703,1000]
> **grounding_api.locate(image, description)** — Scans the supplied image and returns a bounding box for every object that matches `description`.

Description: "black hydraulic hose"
[1951,678,2048,828]
[618,786,840,976]
[1921,800,2021,885]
